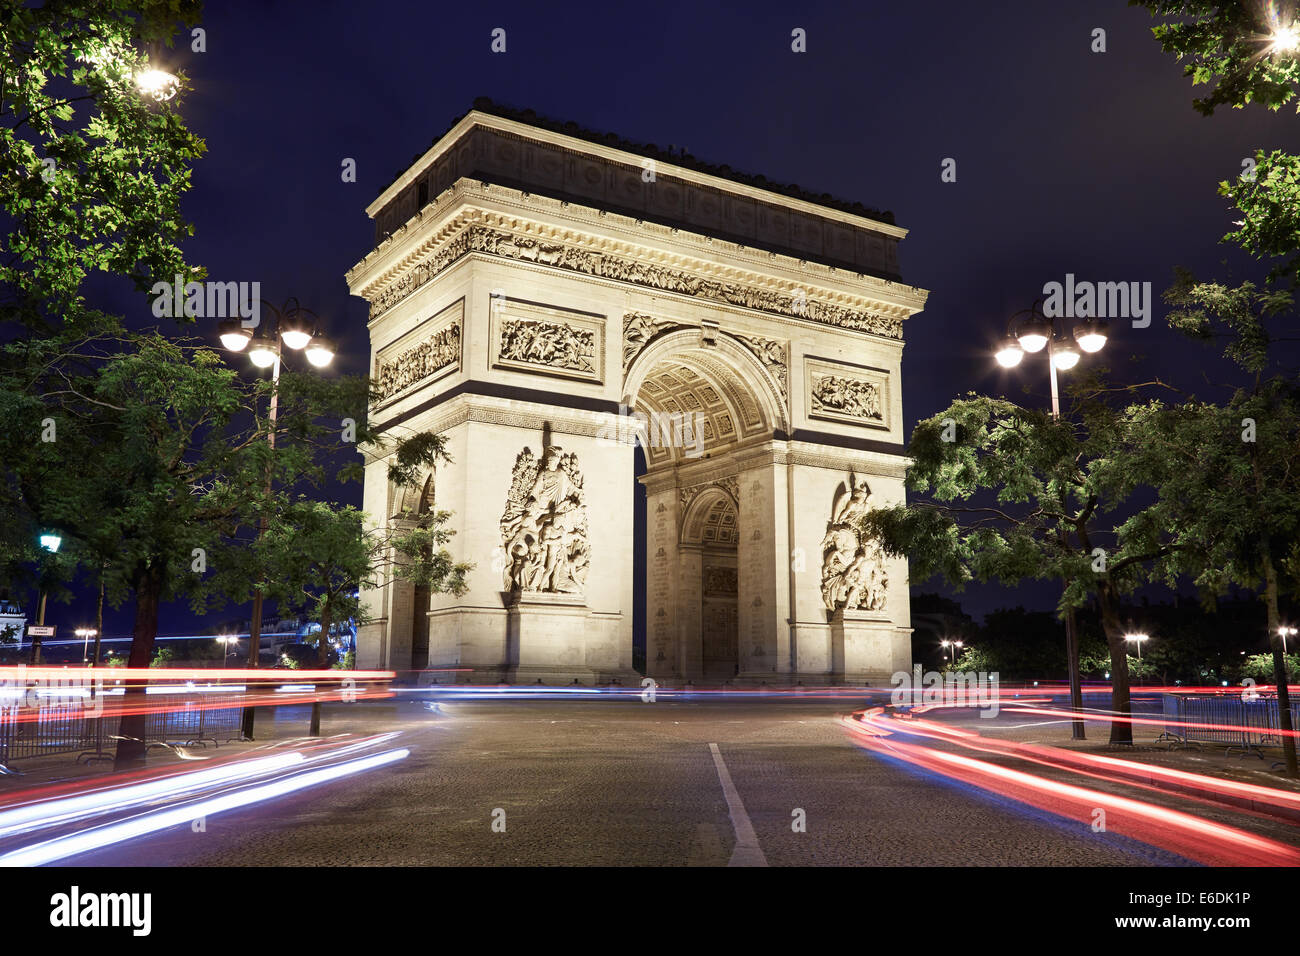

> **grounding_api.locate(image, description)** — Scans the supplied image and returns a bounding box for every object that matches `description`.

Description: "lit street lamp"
[31,531,62,664]
[75,628,98,665]
[940,639,964,666]
[1279,626,1298,656]
[1126,632,1149,687]
[996,301,1108,739]
[1268,17,1300,55]
[134,40,180,103]
[1125,632,1149,660]
[216,635,237,669]
[219,300,335,737]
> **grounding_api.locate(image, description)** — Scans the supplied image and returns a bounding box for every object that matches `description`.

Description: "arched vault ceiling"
[634,354,768,466]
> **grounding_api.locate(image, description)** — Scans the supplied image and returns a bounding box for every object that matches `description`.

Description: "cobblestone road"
[55,697,1210,866]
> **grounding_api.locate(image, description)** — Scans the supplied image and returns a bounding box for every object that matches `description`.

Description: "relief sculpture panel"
[501,445,591,595]
[820,474,888,612]
[374,309,462,403]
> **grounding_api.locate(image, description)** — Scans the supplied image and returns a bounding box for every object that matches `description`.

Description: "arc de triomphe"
[347,103,929,685]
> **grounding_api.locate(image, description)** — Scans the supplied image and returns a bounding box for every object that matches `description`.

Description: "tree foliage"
[0,0,205,330]
[861,387,1184,743]
[1134,1,1300,115]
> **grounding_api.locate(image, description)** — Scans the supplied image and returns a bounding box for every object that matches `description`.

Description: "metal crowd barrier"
[0,690,244,772]
[1159,693,1300,759]
[140,692,244,752]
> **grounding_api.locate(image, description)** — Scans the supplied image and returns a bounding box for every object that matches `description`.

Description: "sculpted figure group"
[820,477,887,612]
[501,446,590,595]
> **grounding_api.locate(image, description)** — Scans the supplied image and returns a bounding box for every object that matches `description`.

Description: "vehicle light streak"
[843,711,1300,866]
[0,748,410,867]
[0,752,305,838]
[0,685,393,725]
[0,666,395,683]
[1000,703,1300,740]
[868,712,1300,824]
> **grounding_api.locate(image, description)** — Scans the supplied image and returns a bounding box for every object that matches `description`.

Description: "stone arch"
[622,329,789,457]
[680,485,739,547]
[391,470,435,522]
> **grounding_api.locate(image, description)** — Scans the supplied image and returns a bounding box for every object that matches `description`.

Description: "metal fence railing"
[139,693,244,752]
[0,691,244,772]
[1159,693,1300,758]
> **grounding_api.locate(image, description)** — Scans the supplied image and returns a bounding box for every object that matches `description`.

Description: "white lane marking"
[708,742,768,867]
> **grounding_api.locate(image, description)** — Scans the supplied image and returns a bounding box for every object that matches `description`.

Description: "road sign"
[27,625,55,637]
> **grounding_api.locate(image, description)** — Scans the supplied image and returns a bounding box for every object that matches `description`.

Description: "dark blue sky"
[62,0,1300,636]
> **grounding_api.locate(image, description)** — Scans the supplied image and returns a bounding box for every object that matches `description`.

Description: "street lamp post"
[217,635,236,669]
[940,639,965,668]
[1125,632,1149,686]
[31,532,62,664]
[75,628,97,665]
[996,302,1108,740]
[218,299,335,738]
[1278,627,1297,686]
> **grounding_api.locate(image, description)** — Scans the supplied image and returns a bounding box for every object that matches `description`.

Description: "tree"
[0,0,205,331]
[1241,653,1300,683]
[1134,1,1300,116]
[1,329,380,766]
[860,389,1183,744]
[1136,0,1300,773]
[1122,279,1300,773]
[256,491,471,735]
[0,1,207,679]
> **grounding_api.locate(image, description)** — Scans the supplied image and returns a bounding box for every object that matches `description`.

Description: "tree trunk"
[241,590,264,740]
[1263,555,1298,777]
[114,565,161,770]
[92,565,104,666]
[1096,582,1133,745]
[310,606,332,737]
[1064,605,1085,739]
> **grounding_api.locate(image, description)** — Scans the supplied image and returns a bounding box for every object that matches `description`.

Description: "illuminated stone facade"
[347,104,928,684]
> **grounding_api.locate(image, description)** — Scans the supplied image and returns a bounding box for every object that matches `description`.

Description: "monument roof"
[366,100,908,279]
[379,98,895,227]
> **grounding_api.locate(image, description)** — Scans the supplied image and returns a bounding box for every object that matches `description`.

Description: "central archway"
[626,330,787,683]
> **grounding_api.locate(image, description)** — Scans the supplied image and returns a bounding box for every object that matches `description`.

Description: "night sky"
[64,0,1300,637]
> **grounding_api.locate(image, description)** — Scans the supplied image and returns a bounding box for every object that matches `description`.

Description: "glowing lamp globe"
[280,317,313,350]
[1016,317,1051,353]
[1272,24,1300,54]
[135,68,179,102]
[247,336,279,368]
[218,319,252,352]
[995,337,1024,368]
[304,335,336,368]
[1051,340,1080,371]
[1073,320,1108,354]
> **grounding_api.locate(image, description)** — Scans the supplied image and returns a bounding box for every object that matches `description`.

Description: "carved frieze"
[732,331,788,401]
[805,358,889,429]
[491,300,604,383]
[500,318,594,372]
[812,375,881,421]
[373,308,462,404]
[367,223,903,339]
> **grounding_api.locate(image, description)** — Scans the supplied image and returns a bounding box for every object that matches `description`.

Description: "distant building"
[0,602,24,646]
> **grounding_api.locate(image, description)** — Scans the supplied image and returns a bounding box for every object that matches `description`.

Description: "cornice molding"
[350,191,925,338]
